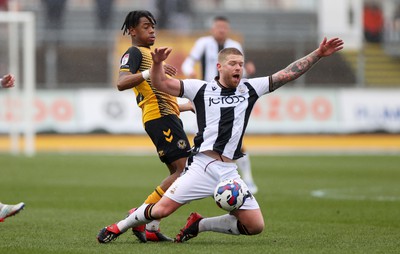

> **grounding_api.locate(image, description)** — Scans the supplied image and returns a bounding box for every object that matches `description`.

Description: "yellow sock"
[144,186,165,204]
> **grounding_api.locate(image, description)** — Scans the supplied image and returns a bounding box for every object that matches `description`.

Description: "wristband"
[141,70,150,80]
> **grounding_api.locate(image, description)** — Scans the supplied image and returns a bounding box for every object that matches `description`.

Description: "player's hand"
[1,74,15,88]
[151,47,172,64]
[163,63,177,77]
[316,37,344,57]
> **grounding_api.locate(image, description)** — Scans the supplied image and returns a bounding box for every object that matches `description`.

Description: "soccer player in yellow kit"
[97,10,191,243]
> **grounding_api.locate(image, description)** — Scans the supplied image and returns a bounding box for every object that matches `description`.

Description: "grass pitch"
[0,154,399,254]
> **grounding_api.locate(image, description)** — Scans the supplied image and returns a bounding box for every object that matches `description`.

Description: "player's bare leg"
[138,156,187,242]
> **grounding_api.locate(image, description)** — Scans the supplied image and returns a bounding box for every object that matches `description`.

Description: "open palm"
[318,37,344,57]
[151,47,172,64]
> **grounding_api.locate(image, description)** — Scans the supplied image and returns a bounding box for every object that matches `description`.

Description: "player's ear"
[129,27,135,36]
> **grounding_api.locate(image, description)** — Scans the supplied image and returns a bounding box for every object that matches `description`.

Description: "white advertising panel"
[1,88,400,134]
[339,89,400,133]
[0,90,79,133]
[78,89,144,133]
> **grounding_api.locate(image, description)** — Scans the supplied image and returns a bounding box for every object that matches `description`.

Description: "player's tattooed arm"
[270,52,320,91]
[270,37,344,92]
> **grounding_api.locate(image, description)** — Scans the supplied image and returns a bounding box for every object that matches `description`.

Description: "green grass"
[1,154,399,254]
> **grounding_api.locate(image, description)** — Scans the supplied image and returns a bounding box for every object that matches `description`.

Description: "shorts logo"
[169,184,177,194]
[121,53,129,66]
[158,150,165,157]
[177,139,187,150]
[163,129,173,143]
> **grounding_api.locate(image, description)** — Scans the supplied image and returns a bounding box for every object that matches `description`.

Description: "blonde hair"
[218,47,243,63]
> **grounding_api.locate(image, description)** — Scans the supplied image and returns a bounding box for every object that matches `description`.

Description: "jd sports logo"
[209,95,246,106]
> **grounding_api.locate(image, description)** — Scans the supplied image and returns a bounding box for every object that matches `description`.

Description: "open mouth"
[233,74,240,80]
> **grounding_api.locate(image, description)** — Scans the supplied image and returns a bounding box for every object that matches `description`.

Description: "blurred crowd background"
[1,0,400,89]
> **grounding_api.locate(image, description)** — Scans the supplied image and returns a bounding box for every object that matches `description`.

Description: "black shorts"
[145,114,191,164]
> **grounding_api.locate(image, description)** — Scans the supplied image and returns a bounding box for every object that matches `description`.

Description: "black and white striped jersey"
[181,36,244,81]
[181,76,272,160]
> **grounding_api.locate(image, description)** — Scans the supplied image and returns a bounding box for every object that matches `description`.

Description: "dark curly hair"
[121,10,157,35]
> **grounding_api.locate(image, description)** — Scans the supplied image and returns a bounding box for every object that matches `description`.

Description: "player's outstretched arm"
[271,37,344,91]
[150,47,182,97]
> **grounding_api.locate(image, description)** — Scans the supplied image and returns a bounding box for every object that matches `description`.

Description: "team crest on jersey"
[238,85,246,94]
[121,53,129,66]
[177,139,187,150]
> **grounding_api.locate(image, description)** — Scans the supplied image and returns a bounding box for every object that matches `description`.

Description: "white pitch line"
[311,189,400,202]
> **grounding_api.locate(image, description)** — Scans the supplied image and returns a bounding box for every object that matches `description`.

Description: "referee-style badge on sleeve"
[121,53,129,66]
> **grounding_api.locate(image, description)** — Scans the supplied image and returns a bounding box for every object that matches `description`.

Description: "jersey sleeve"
[247,76,273,96]
[181,79,206,101]
[119,47,142,74]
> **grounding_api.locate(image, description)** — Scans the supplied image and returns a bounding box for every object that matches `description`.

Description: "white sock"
[236,154,254,184]
[199,214,240,235]
[146,220,160,231]
[116,203,151,232]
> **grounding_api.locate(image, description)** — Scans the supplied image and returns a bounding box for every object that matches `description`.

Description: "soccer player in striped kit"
[181,16,258,193]
[98,36,343,243]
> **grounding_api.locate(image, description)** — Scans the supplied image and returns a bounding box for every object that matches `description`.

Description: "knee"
[248,222,264,235]
[235,209,264,235]
[238,219,264,235]
[242,219,264,235]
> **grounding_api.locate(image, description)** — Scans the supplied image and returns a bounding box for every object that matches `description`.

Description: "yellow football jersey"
[119,46,180,123]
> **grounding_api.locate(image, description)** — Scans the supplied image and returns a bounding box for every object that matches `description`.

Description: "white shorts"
[164,152,260,210]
